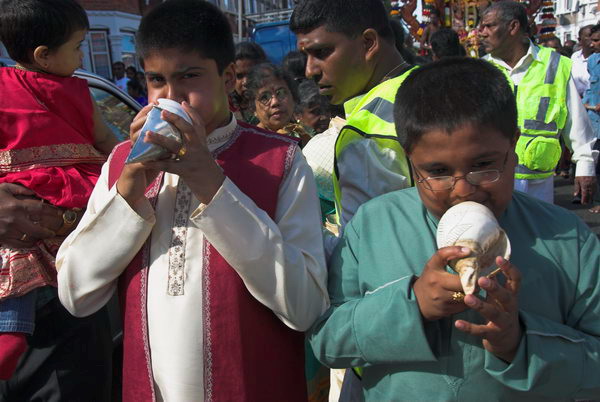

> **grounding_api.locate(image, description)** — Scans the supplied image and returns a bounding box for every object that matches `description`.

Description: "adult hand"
[117,103,160,206]
[455,256,522,363]
[574,176,596,204]
[141,102,225,205]
[0,183,62,248]
[412,246,471,321]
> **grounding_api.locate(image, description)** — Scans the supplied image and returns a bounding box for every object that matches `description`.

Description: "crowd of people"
[0,0,599,401]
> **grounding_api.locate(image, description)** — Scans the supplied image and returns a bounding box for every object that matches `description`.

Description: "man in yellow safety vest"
[480,1,597,204]
[291,0,415,258]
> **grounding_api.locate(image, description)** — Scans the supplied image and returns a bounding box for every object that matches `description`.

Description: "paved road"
[553,176,600,236]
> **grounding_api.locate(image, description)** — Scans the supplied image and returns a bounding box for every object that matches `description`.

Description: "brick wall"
[77,0,142,15]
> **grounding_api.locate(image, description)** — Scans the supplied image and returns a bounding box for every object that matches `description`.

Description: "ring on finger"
[20,233,28,242]
[452,291,465,303]
[177,144,187,158]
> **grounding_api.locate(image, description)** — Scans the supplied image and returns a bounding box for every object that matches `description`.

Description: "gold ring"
[20,233,28,242]
[177,145,187,158]
[452,291,465,303]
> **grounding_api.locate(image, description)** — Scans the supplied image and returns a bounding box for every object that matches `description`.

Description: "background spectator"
[283,50,308,82]
[112,61,129,92]
[125,65,137,80]
[246,62,312,146]
[430,28,465,60]
[127,78,147,106]
[231,41,267,124]
[295,79,332,134]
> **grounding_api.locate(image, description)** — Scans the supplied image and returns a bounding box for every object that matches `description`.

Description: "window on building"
[121,32,139,70]
[88,31,111,79]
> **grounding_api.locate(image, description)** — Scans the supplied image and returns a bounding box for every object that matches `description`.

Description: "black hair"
[245,62,299,107]
[126,65,137,73]
[579,24,594,37]
[539,35,562,47]
[282,50,308,81]
[430,28,463,59]
[290,0,393,41]
[113,61,125,68]
[136,0,234,74]
[591,24,600,35]
[394,57,517,154]
[127,78,144,93]
[296,79,330,110]
[0,0,89,63]
[429,8,441,18]
[235,42,267,63]
[481,1,528,35]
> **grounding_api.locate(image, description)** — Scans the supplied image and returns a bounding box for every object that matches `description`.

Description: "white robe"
[56,116,329,401]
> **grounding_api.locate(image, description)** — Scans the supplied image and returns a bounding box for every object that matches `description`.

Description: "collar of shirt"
[486,40,538,74]
[571,49,588,63]
[485,41,546,86]
[206,113,237,152]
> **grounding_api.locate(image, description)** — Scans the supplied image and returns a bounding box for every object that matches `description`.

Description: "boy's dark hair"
[290,0,393,42]
[481,1,528,35]
[235,42,267,63]
[0,0,89,64]
[136,0,234,74]
[591,23,600,35]
[283,50,308,82]
[394,57,517,154]
[430,28,463,59]
[246,63,299,108]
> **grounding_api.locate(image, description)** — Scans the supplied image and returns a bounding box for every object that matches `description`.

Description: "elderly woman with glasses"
[246,63,312,146]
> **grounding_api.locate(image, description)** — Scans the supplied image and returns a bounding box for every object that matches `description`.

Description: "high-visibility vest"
[333,68,416,218]
[493,47,571,180]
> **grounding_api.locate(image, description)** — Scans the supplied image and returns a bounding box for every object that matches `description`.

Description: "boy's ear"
[222,62,236,93]
[362,28,380,62]
[511,129,520,146]
[32,46,51,69]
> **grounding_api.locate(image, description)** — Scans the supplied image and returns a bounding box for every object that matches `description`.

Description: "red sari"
[0,68,105,299]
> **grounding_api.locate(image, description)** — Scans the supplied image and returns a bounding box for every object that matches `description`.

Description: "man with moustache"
[479,1,597,204]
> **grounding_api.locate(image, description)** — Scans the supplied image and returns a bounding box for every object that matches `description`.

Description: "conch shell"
[436,202,511,294]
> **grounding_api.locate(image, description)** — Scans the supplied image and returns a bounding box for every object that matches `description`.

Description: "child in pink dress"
[0,0,118,378]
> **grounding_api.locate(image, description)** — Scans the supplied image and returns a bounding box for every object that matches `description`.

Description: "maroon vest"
[107,123,307,401]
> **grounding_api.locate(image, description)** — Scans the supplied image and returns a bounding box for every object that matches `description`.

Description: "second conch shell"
[436,202,511,294]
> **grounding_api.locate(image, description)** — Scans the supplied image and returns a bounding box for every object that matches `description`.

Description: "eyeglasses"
[413,151,509,192]
[257,88,289,106]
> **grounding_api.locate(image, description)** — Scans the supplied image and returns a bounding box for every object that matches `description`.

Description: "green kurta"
[310,188,600,401]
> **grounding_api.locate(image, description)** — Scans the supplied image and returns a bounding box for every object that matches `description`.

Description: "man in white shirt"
[112,61,129,92]
[480,1,597,204]
[571,25,594,98]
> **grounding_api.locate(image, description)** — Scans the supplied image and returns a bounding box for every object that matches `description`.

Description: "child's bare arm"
[92,99,119,155]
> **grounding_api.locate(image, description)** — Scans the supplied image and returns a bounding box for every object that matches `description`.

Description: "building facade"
[0,0,293,80]
[555,0,599,44]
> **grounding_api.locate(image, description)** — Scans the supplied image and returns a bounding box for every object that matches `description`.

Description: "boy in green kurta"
[309,58,600,401]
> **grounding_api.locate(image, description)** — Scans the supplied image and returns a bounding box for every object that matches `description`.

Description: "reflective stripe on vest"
[494,48,570,180]
[333,68,416,220]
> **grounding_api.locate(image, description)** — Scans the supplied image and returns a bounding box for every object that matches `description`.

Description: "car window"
[89,87,136,142]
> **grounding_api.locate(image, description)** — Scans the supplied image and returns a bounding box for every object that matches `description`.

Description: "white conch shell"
[436,202,511,294]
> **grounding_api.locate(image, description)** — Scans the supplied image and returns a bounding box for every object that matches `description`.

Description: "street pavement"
[553,175,600,236]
